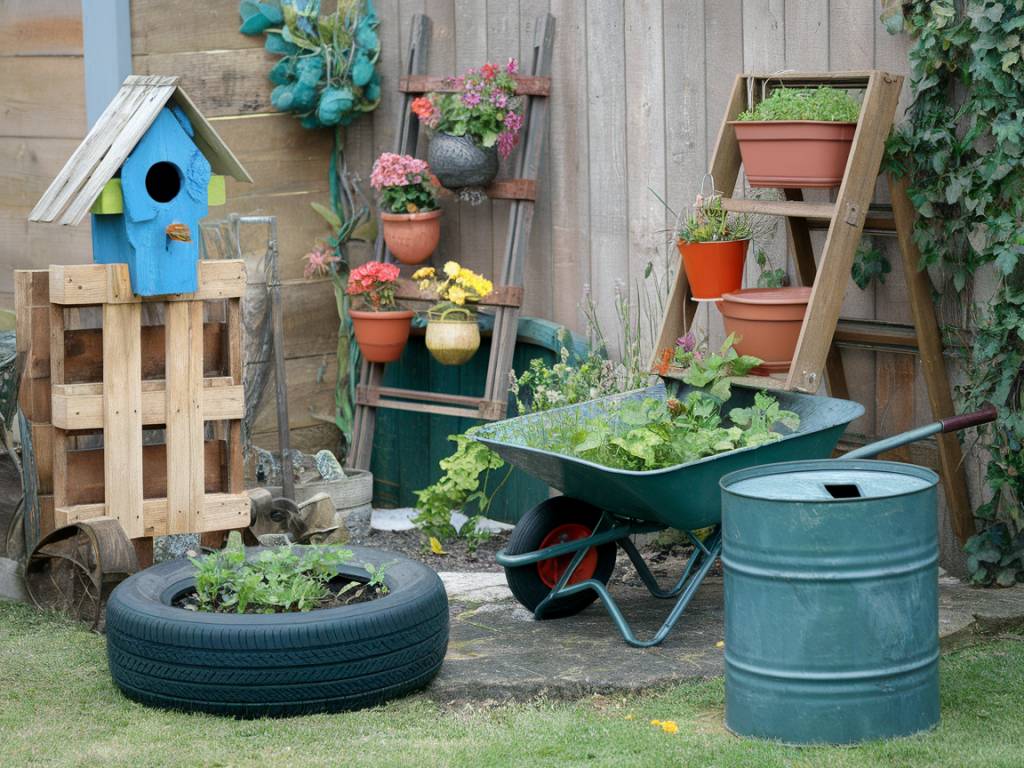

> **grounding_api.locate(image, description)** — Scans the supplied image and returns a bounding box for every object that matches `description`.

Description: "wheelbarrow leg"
[619,528,716,599]
[533,526,723,648]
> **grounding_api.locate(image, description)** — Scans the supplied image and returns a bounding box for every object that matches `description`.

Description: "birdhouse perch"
[29,75,252,296]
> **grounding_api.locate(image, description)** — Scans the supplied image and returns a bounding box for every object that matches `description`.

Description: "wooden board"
[49,261,246,305]
[164,301,205,533]
[54,493,250,536]
[130,0,263,55]
[102,301,144,537]
[0,57,86,140]
[0,0,82,56]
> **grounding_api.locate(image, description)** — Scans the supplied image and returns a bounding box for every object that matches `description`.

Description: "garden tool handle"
[939,404,998,433]
[843,404,997,460]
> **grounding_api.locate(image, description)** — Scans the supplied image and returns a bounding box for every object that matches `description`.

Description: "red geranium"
[347,261,402,310]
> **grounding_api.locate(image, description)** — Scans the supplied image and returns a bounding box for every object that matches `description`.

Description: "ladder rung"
[486,179,536,201]
[834,319,918,351]
[399,74,551,97]
[721,198,836,219]
[393,280,523,308]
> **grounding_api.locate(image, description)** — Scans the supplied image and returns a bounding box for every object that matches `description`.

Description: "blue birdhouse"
[29,75,253,296]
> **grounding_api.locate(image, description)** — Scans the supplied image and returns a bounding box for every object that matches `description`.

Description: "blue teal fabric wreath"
[239,0,380,128]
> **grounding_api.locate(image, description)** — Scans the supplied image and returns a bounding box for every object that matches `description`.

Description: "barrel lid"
[722,459,937,502]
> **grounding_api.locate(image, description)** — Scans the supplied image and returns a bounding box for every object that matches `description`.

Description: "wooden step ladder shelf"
[348,13,555,471]
[653,69,976,544]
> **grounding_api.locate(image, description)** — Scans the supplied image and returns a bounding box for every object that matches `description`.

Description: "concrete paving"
[426,571,1024,704]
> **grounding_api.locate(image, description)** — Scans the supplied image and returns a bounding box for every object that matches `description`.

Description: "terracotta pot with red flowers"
[371,153,442,265]
[346,261,413,363]
[411,58,525,193]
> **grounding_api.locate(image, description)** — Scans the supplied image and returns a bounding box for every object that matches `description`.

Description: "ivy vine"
[883,1,1024,585]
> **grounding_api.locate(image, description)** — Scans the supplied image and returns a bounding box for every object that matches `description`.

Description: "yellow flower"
[429,537,447,555]
[418,279,432,292]
[715,640,724,649]
[455,268,494,298]
[650,720,662,727]
[624,714,635,721]
[661,721,679,734]
[443,261,461,278]
[412,267,435,281]
[448,285,468,305]
[405,202,419,213]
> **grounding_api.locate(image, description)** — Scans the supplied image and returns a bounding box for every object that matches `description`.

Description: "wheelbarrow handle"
[939,403,998,433]
[844,404,997,460]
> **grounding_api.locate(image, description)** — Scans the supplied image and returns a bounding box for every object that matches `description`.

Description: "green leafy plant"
[510,345,619,415]
[670,333,762,401]
[677,192,755,244]
[754,248,788,288]
[187,532,386,614]
[736,86,861,122]
[883,1,1024,585]
[413,432,508,547]
[370,152,439,214]
[851,238,892,290]
[517,388,799,472]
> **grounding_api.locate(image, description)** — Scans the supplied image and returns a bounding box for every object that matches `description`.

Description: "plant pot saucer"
[693,296,724,304]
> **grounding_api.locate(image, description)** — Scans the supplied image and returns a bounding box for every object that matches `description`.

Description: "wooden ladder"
[654,70,976,544]
[347,13,555,471]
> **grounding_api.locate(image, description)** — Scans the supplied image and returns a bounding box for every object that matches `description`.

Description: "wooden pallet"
[15,261,249,540]
[347,13,555,470]
[652,70,975,544]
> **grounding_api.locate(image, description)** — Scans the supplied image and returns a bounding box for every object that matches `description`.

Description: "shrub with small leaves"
[736,86,861,122]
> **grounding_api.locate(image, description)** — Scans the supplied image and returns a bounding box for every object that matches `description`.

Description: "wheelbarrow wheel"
[504,497,617,619]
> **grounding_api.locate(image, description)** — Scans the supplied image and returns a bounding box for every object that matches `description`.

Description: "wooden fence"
[1,1,986,565]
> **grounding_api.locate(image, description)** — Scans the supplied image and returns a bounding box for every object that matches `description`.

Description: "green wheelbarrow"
[473,382,996,648]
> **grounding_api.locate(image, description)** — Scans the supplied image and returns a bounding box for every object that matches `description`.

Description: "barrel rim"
[719,458,939,503]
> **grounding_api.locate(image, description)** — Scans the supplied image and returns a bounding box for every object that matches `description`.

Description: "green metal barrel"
[720,459,940,745]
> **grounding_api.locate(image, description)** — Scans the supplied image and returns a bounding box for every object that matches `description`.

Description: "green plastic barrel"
[371,317,587,524]
[720,459,940,744]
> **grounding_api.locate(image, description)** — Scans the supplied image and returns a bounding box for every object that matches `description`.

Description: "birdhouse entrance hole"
[145,162,182,203]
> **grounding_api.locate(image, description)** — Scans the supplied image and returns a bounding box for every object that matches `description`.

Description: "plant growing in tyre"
[104,541,449,717]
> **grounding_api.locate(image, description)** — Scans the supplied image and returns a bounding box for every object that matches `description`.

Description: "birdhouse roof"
[29,75,253,226]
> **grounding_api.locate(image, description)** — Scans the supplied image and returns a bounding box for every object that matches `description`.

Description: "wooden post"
[889,174,975,544]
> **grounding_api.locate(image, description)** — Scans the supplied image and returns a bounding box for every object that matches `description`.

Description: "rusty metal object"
[25,517,138,630]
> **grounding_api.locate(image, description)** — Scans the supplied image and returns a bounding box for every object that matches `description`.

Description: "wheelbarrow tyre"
[504,497,617,619]
[104,545,448,717]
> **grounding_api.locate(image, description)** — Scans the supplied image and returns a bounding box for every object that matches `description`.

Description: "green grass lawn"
[2,600,1023,768]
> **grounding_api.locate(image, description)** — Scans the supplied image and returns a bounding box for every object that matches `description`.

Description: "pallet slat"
[54,493,250,536]
[165,300,205,533]
[398,74,551,96]
[48,261,245,305]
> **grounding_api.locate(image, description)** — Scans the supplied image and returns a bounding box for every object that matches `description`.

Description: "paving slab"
[426,572,1024,704]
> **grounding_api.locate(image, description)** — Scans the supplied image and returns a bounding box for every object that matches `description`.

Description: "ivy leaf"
[310,202,342,231]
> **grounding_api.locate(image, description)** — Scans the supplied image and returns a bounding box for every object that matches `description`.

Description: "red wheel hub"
[536,523,598,589]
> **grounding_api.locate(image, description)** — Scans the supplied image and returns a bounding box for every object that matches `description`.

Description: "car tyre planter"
[718,287,811,373]
[425,318,481,365]
[427,132,499,189]
[503,497,617,619]
[380,209,442,265]
[104,545,449,718]
[349,309,414,363]
[730,121,856,188]
[677,239,749,300]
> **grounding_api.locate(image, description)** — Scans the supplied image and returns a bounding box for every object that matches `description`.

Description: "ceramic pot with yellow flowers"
[371,152,442,265]
[413,261,494,366]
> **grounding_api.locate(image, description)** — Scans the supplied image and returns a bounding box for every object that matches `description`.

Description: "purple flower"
[676,331,696,352]
[491,91,508,108]
[463,90,481,107]
[506,57,518,74]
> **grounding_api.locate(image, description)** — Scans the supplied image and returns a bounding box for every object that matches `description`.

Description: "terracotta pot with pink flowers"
[371,153,442,265]
[411,58,525,192]
[346,261,414,363]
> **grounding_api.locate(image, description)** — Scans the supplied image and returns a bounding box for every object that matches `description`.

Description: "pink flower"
[506,57,518,74]
[676,332,696,352]
[462,90,481,107]
[491,91,508,108]
[371,153,432,191]
[304,242,339,279]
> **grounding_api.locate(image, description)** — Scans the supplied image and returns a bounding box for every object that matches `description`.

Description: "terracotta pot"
[425,319,481,366]
[729,121,856,188]
[380,209,442,265]
[717,287,811,373]
[677,239,749,300]
[349,309,414,363]
[427,132,500,189]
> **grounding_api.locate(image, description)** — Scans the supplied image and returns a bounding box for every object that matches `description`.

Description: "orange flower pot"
[729,121,856,188]
[717,287,811,373]
[349,309,414,363]
[380,209,443,265]
[677,239,749,300]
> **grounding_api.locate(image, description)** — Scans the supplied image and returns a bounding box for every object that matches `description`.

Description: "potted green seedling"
[730,86,861,188]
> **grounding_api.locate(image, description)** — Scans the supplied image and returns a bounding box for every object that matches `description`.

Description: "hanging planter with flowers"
[346,260,413,363]
[412,261,494,365]
[410,59,525,197]
[676,190,757,300]
[370,152,442,264]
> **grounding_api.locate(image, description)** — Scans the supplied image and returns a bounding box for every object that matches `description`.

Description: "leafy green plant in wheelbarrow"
[473,334,998,647]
